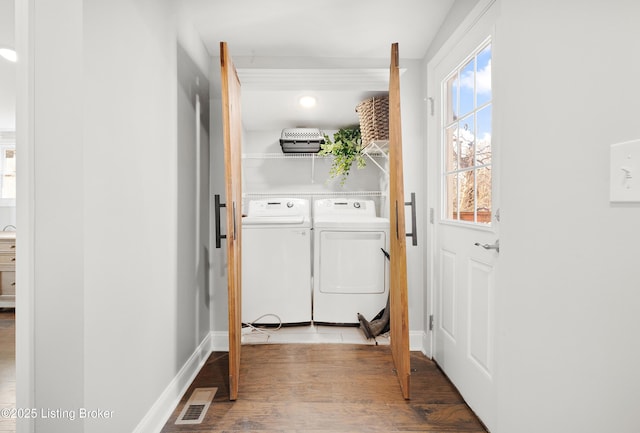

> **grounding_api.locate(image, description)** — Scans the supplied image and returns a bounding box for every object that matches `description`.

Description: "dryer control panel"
[314,198,377,218]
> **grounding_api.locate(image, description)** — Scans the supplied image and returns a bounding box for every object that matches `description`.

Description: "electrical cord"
[242,313,283,337]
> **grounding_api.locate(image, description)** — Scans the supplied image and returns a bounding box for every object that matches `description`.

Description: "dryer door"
[318,231,387,294]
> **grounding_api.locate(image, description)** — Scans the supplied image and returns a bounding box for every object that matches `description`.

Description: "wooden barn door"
[388,43,411,400]
[220,41,243,401]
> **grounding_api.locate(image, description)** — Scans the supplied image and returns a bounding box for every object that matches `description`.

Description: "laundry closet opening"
[217,43,411,400]
[230,65,393,346]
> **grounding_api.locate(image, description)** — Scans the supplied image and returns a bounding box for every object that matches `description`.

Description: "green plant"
[318,127,366,185]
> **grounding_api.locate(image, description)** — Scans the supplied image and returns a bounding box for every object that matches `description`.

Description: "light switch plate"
[610,139,640,203]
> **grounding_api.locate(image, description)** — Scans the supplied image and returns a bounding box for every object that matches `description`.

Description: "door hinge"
[429,314,434,331]
[428,97,434,116]
[429,208,435,224]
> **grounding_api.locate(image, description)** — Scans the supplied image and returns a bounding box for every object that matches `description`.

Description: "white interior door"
[428,3,498,430]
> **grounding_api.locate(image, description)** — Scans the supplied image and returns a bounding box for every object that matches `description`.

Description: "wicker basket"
[356,95,389,148]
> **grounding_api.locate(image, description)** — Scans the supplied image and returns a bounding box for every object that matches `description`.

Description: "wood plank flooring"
[161,344,487,433]
[0,308,15,433]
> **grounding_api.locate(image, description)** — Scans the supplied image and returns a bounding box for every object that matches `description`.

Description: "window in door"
[442,40,492,224]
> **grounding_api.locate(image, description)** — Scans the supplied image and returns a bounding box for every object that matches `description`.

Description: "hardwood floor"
[161,344,487,433]
[0,308,15,433]
[0,311,485,433]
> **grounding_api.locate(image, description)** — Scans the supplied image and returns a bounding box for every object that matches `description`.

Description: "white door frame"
[15,0,36,431]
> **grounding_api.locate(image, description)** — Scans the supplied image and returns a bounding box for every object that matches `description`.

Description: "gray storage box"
[279,128,325,153]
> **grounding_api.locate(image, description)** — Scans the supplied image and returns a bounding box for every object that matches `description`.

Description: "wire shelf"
[243,190,386,198]
[242,153,319,159]
[242,151,387,160]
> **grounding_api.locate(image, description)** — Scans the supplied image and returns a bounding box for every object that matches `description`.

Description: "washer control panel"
[246,198,310,218]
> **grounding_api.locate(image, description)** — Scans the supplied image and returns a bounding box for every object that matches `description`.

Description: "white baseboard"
[211,331,229,351]
[132,332,213,433]
[212,330,425,353]
[410,330,427,352]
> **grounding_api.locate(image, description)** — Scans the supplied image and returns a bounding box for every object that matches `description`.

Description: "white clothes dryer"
[242,198,312,325]
[313,198,389,324]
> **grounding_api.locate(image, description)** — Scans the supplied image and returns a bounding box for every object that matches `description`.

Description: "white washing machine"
[313,198,389,324]
[242,198,312,325]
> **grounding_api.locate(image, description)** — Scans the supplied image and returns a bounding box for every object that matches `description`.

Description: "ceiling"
[180,0,454,131]
[180,0,455,132]
[181,0,454,59]
[0,1,458,133]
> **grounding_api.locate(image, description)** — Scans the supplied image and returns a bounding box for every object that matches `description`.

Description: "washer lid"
[313,216,389,229]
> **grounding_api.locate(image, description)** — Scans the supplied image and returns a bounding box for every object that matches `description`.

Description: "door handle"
[214,194,227,248]
[474,239,499,253]
[404,192,418,246]
[232,201,237,241]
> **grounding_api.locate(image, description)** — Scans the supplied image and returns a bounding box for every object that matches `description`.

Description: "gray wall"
[21,0,212,431]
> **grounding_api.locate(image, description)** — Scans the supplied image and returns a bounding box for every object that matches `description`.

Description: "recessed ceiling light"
[299,96,317,108]
[0,48,17,63]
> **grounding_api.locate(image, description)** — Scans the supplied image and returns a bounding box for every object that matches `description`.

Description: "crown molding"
[237,68,405,91]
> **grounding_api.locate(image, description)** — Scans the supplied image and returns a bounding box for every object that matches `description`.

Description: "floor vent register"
[174,387,217,425]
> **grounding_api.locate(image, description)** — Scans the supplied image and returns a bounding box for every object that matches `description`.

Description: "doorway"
[427,1,499,430]
[219,42,411,401]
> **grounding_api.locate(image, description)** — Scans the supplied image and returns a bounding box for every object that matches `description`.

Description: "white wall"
[397,59,426,342]
[496,1,640,432]
[0,0,15,129]
[21,0,213,431]
[0,0,16,229]
[243,129,382,199]
[422,1,640,431]
[31,1,85,432]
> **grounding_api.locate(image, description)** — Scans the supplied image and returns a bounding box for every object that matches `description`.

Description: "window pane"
[476,105,492,166]
[445,124,458,172]
[459,170,475,222]
[476,44,492,107]
[445,74,459,124]
[458,115,475,169]
[445,173,459,220]
[441,39,492,226]
[476,166,492,224]
[459,58,475,116]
